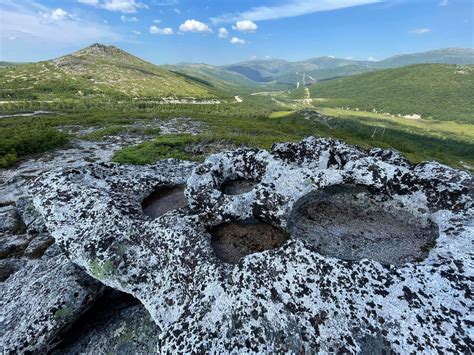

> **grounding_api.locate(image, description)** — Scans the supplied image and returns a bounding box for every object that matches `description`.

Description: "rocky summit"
[1,137,472,353]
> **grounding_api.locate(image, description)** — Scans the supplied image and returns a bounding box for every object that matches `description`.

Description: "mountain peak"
[76,43,124,57]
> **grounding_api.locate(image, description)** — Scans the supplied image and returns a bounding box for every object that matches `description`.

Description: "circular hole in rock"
[221,179,260,195]
[142,185,188,218]
[210,218,289,264]
[288,185,439,266]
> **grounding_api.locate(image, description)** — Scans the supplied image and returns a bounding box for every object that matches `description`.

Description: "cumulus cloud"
[230,36,245,45]
[153,19,161,23]
[132,30,141,35]
[48,8,73,20]
[232,20,257,32]
[409,28,431,34]
[121,15,138,22]
[149,25,174,35]
[78,0,148,13]
[179,19,212,33]
[218,27,228,38]
[367,56,378,61]
[212,0,380,24]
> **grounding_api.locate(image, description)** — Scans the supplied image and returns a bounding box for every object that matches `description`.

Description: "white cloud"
[409,28,431,35]
[367,56,378,61]
[230,36,246,45]
[149,25,174,35]
[121,15,138,22]
[153,19,161,23]
[174,8,181,14]
[78,0,148,13]
[179,19,212,33]
[232,20,257,32]
[1,1,119,46]
[132,30,141,35]
[50,8,71,20]
[78,0,99,5]
[439,0,449,6]
[218,27,228,38]
[211,0,380,23]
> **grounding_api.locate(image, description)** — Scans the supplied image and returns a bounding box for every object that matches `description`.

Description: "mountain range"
[169,48,474,88]
[1,45,473,104]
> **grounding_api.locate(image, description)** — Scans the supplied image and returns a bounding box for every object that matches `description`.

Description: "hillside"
[162,63,286,93]
[0,44,219,102]
[306,64,474,122]
[378,48,474,68]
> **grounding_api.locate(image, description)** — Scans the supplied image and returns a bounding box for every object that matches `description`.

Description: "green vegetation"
[0,125,68,168]
[90,260,114,280]
[114,134,203,164]
[111,110,474,171]
[54,307,74,319]
[306,64,474,122]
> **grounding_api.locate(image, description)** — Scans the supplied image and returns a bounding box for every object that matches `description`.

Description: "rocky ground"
[1,134,472,353]
[0,118,203,353]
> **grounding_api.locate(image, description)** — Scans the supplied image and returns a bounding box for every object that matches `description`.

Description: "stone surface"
[0,245,103,353]
[52,290,159,354]
[288,184,439,266]
[30,137,473,353]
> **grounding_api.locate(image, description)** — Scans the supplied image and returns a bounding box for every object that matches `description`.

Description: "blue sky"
[1,0,472,64]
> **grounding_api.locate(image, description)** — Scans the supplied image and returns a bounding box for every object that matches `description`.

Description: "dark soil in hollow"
[210,218,289,264]
[221,179,260,195]
[288,185,439,266]
[142,185,188,218]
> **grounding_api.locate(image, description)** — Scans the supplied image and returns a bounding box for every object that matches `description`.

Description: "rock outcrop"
[28,137,472,353]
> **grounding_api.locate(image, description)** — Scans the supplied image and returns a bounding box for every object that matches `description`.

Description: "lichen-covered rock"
[54,300,160,354]
[31,139,473,353]
[0,245,103,353]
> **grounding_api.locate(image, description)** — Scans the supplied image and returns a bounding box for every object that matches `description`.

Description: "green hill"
[0,43,218,102]
[306,64,474,123]
[378,48,474,68]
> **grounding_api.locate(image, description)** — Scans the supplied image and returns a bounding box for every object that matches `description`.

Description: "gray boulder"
[30,139,473,353]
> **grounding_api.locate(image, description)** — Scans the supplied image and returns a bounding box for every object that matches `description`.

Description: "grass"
[318,107,474,143]
[112,110,474,171]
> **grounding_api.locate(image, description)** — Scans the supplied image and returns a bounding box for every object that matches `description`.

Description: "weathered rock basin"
[221,178,260,195]
[27,138,473,353]
[288,184,439,266]
[142,185,187,218]
[210,218,289,264]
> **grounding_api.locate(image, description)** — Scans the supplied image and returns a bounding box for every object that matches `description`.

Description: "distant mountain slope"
[219,48,474,86]
[0,61,23,68]
[306,64,474,122]
[378,48,474,68]
[162,63,284,93]
[0,44,218,102]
